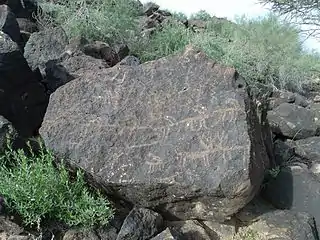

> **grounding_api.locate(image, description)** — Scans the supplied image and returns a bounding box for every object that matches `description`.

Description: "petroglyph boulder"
[39,45,270,222]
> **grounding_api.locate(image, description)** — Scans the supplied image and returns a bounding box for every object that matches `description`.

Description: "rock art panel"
[40,45,270,221]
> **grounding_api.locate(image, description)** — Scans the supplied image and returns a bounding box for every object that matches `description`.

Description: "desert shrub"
[212,14,320,92]
[0,142,113,228]
[37,1,320,92]
[189,10,212,21]
[37,0,142,44]
[132,18,195,62]
[171,11,188,22]
[137,13,320,92]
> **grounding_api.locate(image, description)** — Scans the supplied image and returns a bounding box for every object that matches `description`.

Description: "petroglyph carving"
[145,153,164,174]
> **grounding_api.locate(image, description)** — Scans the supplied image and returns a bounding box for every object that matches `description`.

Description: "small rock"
[0,5,23,50]
[236,210,318,240]
[150,228,174,240]
[113,43,130,61]
[16,18,38,33]
[24,27,69,75]
[310,162,320,176]
[290,136,320,162]
[167,220,216,240]
[96,226,118,240]
[273,139,295,166]
[84,41,119,66]
[143,2,160,16]
[268,103,317,140]
[118,56,141,66]
[63,229,99,240]
[294,93,309,108]
[314,95,320,103]
[116,207,163,240]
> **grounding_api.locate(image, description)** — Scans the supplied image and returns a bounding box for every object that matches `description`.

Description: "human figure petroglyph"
[145,152,164,174]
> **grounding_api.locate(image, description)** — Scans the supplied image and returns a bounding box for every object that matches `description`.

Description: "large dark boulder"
[268,103,317,140]
[6,0,40,21]
[24,27,68,75]
[287,137,320,164]
[0,31,48,137]
[39,45,270,222]
[237,210,318,240]
[44,54,109,93]
[0,4,23,50]
[262,166,320,233]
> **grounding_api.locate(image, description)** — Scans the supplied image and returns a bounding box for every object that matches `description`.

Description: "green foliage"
[38,0,142,44]
[259,0,320,39]
[37,0,320,92]
[189,10,212,21]
[0,142,113,228]
[133,19,195,62]
[136,13,320,92]
[171,11,188,22]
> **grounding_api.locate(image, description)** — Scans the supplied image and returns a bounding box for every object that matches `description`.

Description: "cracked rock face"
[39,45,270,222]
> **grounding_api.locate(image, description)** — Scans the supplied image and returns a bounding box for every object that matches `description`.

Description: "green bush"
[189,10,213,21]
[132,19,195,62]
[0,142,113,228]
[136,13,320,92]
[38,0,142,44]
[37,1,320,92]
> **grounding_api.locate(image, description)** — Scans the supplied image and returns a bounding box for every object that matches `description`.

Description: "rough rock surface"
[0,116,17,153]
[0,216,34,239]
[262,166,320,233]
[0,5,22,46]
[268,103,317,140]
[116,207,163,240]
[0,31,48,137]
[289,137,320,163]
[6,0,40,20]
[167,220,217,240]
[310,102,320,134]
[44,54,109,93]
[24,27,69,74]
[39,45,270,221]
[118,55,141,66]
[150,228,174,240]
[237,210,319,240]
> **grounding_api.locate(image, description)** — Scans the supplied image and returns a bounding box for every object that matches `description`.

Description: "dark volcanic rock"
[24,27,68,74]
[288,137,320,163]
[63,229,99,240]
[7,0,40,21]
[309,102,320,135]
[118,55,141,66]
[39,45,270,221]
[83,41,119,66]
[16,18,38,33]
[167,220,216,240]
[116,207,163,240]
[0,5,23,50]
[273,139,295,166]
[150,228,174,240]
[268,103,317,140]
[237,210,319,240]
[143,2,160,16]
[44,54,109,93]
[0,31,48,137]
[262,166,320,233]
[0,116,17,153]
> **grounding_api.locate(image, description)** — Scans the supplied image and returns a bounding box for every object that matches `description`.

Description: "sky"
[141,0,320,53]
